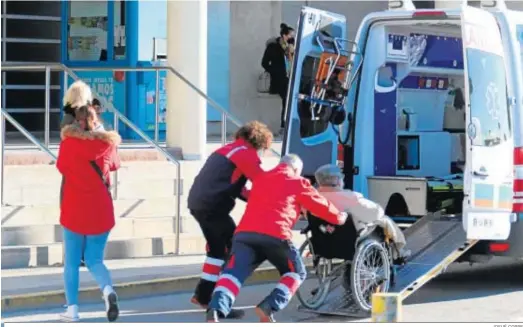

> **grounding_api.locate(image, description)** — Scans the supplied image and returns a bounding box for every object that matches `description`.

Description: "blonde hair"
[63,80,92,108]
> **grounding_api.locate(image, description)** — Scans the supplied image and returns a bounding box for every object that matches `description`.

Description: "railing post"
[154,69,160,143]
[175,164,182,255]
[1,70,6,206]
[44,66,51,148]
[221,112,227,146]
[113,110,119,200]
[1,113,5,206]
[63,70,68,94]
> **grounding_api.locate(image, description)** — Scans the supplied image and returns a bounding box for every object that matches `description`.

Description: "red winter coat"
[235,163,346,240]
[57,124,121,235]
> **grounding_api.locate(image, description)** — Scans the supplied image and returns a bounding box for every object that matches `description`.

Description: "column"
[166,0,207,160]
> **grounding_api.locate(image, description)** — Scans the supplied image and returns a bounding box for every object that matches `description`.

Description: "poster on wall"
[144,71,167,132]
[68,1,108,61]
[68,71,126,130]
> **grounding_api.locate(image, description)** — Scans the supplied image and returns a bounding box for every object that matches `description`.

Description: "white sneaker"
[60,305,80,322]
[103,286,119,322]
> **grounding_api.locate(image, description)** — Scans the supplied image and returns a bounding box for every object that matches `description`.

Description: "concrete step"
[1,232,307,269]
[2,158,280,206]
[1,216,206,246]
[2,198,247,231]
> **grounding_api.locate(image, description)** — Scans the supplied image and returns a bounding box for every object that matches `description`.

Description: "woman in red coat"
[57,105,121,322]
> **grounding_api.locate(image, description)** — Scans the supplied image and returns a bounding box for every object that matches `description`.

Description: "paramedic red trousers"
[209,232,307,317]
[191,209,236,305]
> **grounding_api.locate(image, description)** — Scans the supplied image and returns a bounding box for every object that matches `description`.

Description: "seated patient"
[314,164,410,261]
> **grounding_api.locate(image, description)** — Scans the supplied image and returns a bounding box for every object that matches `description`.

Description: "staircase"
[1,146,284,269]
[1,1,62,142]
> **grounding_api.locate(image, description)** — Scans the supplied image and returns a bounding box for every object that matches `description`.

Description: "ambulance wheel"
[350,237,392,312]
[296,239,331,310]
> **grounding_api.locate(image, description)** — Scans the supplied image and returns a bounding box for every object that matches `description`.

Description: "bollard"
[371,292,402,322]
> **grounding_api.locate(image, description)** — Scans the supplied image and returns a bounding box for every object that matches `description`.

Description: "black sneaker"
[221,308,245,319]
[206,309,219,322]
[104,292,119,322]
[255,301,275,322]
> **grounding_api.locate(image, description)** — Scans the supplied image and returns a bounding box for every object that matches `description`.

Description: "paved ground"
[3,257,523,323]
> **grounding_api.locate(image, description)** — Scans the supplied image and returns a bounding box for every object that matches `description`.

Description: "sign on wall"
[68,71,126,130]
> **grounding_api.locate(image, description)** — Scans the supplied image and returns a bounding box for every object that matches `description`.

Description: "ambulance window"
[466,49,511,147]
[298,55,331,138]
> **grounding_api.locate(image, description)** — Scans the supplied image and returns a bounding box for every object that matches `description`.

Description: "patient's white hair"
[315,164,343,187]
[63,80,92,108]
[280,154,303,175]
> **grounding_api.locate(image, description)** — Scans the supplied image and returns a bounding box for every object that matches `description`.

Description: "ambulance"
[282,0,523,262]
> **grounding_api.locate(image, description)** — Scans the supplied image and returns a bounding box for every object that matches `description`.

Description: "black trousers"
[190,209,236,305]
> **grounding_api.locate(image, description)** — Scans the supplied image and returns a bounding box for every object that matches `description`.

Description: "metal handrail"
[1,63,282,156]
[1,108,58,205]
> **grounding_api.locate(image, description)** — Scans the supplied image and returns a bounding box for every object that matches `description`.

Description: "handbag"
[257,71,271,93]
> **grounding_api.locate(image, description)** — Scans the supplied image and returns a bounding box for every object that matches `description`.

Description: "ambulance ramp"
[299,213,477,317]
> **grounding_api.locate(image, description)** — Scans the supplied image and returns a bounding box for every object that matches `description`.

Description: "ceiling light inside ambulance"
[412,11,448,19]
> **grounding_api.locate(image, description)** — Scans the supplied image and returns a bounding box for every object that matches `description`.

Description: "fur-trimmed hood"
[61,123,122,145]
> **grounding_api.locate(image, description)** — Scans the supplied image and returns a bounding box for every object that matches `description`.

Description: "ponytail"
[280,23,294,37]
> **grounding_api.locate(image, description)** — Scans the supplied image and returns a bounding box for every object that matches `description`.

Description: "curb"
[1,267,281,313]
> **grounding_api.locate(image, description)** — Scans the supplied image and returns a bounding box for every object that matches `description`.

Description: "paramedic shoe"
[255,301,276,322]
[60,305,80,322]
[103,287,119,322]
[223,308,245,319]
[206,309,220,322]
[191,295,208,309]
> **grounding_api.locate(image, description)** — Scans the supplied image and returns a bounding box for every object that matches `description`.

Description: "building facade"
[2,0,523,140]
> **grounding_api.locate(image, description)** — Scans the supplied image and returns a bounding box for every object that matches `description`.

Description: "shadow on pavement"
[405,259,523,305]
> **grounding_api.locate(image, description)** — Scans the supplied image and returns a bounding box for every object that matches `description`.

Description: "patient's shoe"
[394,248,411,265]
[60,304,80,322]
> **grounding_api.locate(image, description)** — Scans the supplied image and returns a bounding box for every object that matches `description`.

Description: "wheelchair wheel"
[350,237,392,312]
[296,238,331,310]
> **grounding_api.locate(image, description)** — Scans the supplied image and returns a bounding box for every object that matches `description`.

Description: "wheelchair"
[296,212,396,313]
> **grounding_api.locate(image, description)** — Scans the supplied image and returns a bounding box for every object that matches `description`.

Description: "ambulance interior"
[297,21,472,220]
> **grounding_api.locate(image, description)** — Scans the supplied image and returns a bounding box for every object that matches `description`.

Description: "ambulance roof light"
[388,0,415,11]
[412,11,448,19]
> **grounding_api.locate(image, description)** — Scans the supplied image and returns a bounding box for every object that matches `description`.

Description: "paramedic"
[57,105,121,322]
[187,121,273,319]
[206,154,348,322]
[261,23,295,132]
[314,164,410,260]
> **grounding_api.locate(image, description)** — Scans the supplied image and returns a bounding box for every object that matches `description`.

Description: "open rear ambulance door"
[461,5,514,240]
[282,7,348,178]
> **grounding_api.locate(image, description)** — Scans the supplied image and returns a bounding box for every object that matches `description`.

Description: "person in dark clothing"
[261,23,296,132]
[187,121,273,319]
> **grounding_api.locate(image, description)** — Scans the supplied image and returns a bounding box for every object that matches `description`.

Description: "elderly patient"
[314,164,410,261]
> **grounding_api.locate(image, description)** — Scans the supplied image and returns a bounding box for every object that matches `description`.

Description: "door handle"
[473,169,489,177]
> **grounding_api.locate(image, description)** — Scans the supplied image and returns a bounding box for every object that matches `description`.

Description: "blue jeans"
[63,227,113,306]
[210,232,306,316]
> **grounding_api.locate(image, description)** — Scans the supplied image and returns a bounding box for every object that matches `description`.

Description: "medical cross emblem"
[319,224,336,234]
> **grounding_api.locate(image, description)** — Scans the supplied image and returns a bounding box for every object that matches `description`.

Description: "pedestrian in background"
[261,23,296,134]
[57,105,121,322]
[61,80,93,128]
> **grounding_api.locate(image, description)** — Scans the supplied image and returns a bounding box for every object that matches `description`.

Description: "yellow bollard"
[371,292,402,322]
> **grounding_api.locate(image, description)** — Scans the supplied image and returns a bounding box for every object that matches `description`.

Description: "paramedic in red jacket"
[187,121,273,318]
[57,105,121,323]
[206,154,348,322]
